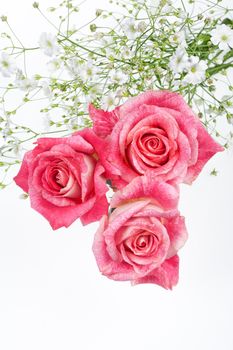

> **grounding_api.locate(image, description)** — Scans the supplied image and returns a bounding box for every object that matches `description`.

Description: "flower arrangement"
[0,0,232,288]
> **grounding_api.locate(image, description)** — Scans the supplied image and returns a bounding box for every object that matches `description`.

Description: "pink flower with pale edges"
[14,130,108,230]
[92,174,188,289]
[89,90,224,189]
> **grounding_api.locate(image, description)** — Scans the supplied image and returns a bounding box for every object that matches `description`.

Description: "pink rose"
[92,174,188,289]
[89,90,224,188]
[14,131,108,230]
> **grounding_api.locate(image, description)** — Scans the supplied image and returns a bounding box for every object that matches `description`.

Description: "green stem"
[207,61,233,76]
[58,35,135,66]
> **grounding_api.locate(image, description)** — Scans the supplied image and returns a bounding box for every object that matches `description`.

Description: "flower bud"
[33,2,39,8]
[1,16,7,22]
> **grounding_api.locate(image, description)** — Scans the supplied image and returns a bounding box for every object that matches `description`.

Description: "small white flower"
[15,70,37,91]
[122,18,140,40]
[102,92,119,111]
[94,32,104,41]
[177,9,188,20]
[221,95,233,108]
[85,84,102,102]
[39,32,59,57]
[12,140,22,158]
[47,58,63,72]
[137,21,147,33]
[0,52,16,77]
[115,87,126,98]
[110,70,128,84]
[210,24,233,51]
[99,36,115,57]
[120,46,134,60]
[148,0,172,15]
[41,81,52,97]
[184,56,207,85]
[66,58,81,77]
[79,60,99,81]
[170,31,187,47]
[105,47,115,58]
[144,77,156,89]
[169,48,188,74]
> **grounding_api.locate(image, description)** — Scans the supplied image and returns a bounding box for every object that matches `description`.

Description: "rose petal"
[132,255,179,289]
[111,175,179,210]
[89,104,120,138]
[184,122,224,184]
[29,184,96,230]
[165,216,188,258]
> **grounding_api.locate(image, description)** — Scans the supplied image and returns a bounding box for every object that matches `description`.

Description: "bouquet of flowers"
[0,0,232,289]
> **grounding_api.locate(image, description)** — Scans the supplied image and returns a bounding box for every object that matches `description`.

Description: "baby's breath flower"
[66,58,81,77]
[79,60,99,81]
[122,18,140,40]
[210,24,233,51]
[47,58,63,72]
[110,70,128,84]
[137,21,147,33]
[12,141,22,158]
[169,47,188,74]
[85,84,102,102]
[0,52,16,77]
[15,69,37,91]
[148,0,172,15]
[41,81,52,97]
[102,92,118,111]
[120,46,134,60]
[99,36,115,57]
[39,32,59,57]
[170,31,187,47]
[184,56,207,85]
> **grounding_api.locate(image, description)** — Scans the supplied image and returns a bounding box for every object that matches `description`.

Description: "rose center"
[136,235,148,249]
[50,164,69,189]
[54,169,68,187]
[140,132,166,154]
[124,231,160,257]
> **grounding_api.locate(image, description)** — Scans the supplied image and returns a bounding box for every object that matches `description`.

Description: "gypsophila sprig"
[0,0,233,187]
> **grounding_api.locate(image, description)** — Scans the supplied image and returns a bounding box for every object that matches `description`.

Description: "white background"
[0,1,233,349]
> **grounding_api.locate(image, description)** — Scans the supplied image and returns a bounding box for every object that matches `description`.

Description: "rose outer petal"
[165,216,188,258]
[89,104,120,138]
[111,174,179,211]
[29,183,96,230]
[184,122,224,184]
[131,255,179,290]
[14,152,30,193]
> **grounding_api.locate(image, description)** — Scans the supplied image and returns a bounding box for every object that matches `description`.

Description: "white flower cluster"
[122,18,147,40]
[38,32,59,57]
[210,24,233,51]
[169,24,233,86]
[0,0,233,188]
[0,52,16,77]
[169,48,207,85]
